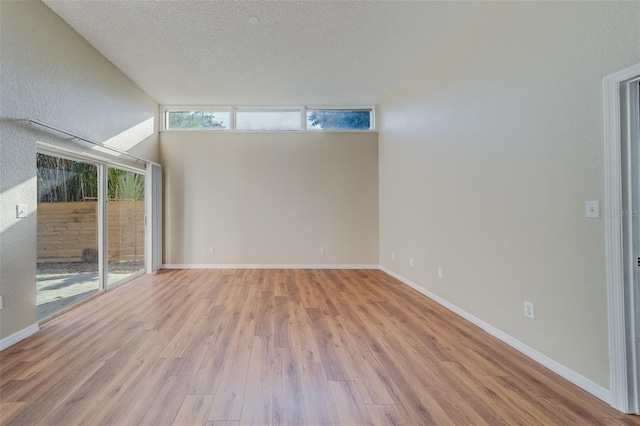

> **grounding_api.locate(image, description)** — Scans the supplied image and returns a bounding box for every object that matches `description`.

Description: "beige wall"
[0,1,159,340]
[379,1,640,389]
[161,131,378,265]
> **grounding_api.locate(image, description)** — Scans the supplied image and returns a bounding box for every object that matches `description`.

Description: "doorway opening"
[36,151,148,321]
[604,63,640,414]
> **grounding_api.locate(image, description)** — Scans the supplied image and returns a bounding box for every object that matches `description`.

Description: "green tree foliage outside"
[37,153,144,202]
[168,111,225,129]
[307,110,371,130]
[107,169,144,200]
[37,153,98,202]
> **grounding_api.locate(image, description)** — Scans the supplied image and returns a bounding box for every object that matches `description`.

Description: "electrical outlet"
[209,247,214,254]
[409,257,414,267]
[320,247,325,254]
[585,201,600,218]
[391,252,395,260]
[524,301,535,319]
[437,267,443,279]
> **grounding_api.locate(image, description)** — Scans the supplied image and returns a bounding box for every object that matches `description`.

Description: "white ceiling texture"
[44,0,473,106]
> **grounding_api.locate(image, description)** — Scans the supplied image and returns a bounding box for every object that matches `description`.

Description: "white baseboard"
[0,323,39,351]
[379,266,612,404]
[162,264,380,270]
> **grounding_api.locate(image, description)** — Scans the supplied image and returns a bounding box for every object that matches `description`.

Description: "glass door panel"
[36,153,100,319]
[107,167,145,286]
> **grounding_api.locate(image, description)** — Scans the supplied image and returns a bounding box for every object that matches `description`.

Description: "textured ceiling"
[44,1,473,106]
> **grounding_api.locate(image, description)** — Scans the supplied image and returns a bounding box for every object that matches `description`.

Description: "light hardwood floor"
[1,269,638,425]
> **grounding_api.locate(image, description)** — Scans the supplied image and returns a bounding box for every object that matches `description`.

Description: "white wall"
[379,1,640,389]
[161,131,378,266]
[0,1,159,340]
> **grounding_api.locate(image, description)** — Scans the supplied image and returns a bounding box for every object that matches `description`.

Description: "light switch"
[585,201,600,218]
[16,204,27,218]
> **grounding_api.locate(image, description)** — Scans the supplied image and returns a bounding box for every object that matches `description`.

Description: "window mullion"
[98,163,107,291]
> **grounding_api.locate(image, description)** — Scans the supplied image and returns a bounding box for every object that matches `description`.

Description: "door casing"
[604,63,640,414]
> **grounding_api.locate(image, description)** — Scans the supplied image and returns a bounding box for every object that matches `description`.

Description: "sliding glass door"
[36,153,101,320]
[107,167,145,286]
[36,152,147,320]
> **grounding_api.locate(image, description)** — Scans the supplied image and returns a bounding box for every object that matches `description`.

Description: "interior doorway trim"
[604,62,640,414]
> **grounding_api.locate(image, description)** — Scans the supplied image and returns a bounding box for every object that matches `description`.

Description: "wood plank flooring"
[1,269,638,425]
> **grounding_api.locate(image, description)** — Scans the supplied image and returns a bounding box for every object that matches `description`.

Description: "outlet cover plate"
[524,301,535,319]
[585,201,600,218]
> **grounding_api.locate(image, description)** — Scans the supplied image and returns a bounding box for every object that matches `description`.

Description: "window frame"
[161,105,376,132]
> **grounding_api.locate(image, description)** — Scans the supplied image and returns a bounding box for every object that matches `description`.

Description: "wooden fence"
[37,200,144,263]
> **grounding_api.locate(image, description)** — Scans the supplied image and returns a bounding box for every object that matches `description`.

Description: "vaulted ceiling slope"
[44,1,473,106]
